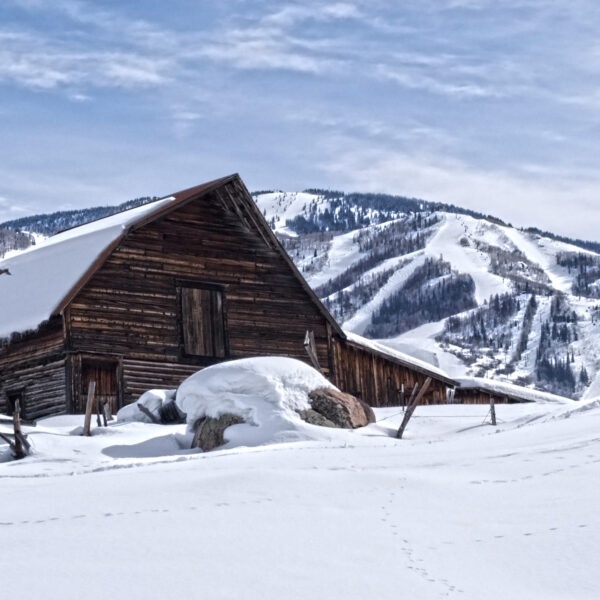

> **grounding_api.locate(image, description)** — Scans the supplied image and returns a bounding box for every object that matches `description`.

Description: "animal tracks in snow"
[379,487,461,597]
[0,499,275,528]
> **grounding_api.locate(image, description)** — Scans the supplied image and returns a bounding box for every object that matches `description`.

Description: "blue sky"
[1,0,599,239]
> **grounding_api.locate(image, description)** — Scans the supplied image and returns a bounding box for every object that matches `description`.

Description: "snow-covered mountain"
[254,191,600,400]
[3,188,599,400]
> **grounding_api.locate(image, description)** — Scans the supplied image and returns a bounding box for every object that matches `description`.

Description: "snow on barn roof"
[344,330,455,384]
[0,196,175,339]
[0,176,236,340]
[456,377,574,404]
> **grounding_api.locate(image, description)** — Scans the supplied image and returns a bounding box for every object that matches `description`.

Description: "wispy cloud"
[0,43,171,90]
[375,64,498,99]
[0,0,557,101]
[0,24,173,90]
[286,108,458,151]
[1,0,600,241]
[263,2,363,26]
[320,140,600,240]
[185,2,363,75]
[0,0,177,91]
[170,108,204,138]
[0,194,33,221]
[191,27,343,74]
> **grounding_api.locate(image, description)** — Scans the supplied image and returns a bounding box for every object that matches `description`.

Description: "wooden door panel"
[79,361,119,414]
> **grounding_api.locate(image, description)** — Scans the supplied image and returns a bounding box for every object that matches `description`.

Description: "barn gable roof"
[0,174,343,340]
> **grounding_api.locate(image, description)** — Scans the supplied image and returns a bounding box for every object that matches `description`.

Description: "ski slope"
[500,226,578,293]
[426,214,511,304]
[341,253,425,335]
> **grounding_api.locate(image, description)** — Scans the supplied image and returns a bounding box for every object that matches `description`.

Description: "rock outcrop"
[296,408,339,428]
[191,414,244,451]
[307,388,375,429]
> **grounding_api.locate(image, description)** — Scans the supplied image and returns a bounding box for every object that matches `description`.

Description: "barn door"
[78,360,119,414]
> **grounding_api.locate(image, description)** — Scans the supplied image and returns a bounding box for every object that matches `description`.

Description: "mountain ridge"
[2,188,599,400]
[253,190,600,400]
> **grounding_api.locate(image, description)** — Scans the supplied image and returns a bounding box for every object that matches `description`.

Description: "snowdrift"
[175,357,338,448]
[117,389,177,423]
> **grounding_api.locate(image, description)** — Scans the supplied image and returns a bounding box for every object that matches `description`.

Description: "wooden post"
[137,403,161,424]
[12,400,26,459]
[101,401,108,427]
[489,394,497,426]
[103,402,113,422]
[397,383,419,438]
[399,383,405,412]
[304,330,323,374]
[82,381,96,436]
[397,377,432,439]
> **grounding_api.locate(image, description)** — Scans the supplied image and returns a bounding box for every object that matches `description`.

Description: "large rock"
[308,388,375,429]
[191,413,244,451]
[296,408,339,428]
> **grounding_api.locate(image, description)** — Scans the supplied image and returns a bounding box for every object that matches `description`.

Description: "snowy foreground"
[2,401,599,599]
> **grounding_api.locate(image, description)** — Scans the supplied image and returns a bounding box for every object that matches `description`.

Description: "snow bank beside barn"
[117,389,177,423]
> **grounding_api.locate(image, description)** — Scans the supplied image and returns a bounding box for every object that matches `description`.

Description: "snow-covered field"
[2,398,599,599]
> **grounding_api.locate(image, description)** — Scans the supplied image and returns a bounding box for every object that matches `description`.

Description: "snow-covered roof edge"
[456,377,574,404]
[344,331,456,384]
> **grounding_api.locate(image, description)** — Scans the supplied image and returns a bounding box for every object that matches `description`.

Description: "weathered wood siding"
[453,388,527,404]
[121,359,200,404]
[332,339,449,406]
[66,184,334,407]
[0,321,66,420]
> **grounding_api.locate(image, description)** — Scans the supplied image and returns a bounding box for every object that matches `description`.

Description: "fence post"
[397,377,432,439]
[12,400,26,459]
[489,394,497,426]
[82,381,96,436]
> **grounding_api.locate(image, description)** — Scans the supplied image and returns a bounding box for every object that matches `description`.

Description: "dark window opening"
[180,285,226,357]
[6,391,26,420]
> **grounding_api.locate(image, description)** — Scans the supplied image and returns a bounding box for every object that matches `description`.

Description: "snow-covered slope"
[255,192,600,399]
[2,397,599,599]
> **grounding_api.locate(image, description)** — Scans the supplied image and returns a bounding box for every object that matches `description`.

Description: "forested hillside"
[255,190,600,400]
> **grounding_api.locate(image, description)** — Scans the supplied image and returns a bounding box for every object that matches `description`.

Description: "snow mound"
[176,357,337,448]
[544,396,600,421]
[117,389,176,423]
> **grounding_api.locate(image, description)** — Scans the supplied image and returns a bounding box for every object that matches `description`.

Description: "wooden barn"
[0,174,456,421]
